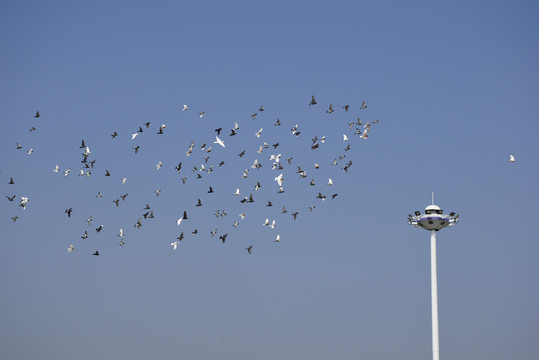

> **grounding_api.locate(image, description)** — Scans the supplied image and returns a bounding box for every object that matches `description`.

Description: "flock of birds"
[3,98,516,256]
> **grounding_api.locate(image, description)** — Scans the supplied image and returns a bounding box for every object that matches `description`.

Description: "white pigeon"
[509,155,515,162]
[19,196,29,209]
[117,229,124,238]
[131,133,139,140]
[239,213,246,220]
[177,217,183,226]
[234,188,240,196]
[156,161,163,170]
[275,173,284,187]
[342,134,349,142]
[53,165,60,173]
[263,218,270,226]
[327,178,333,186]
[361,129,368,139]
[83,146,91,156]
[67,245,75,252]
[27,148,34,155]
[182,104,188,111]
[269,220,276,229]
[274,234,281,242]
[214,136,225,148]
[64,169,70,177]
[171,240,180,250]
[269,153,281,163]
[121,177,127,184]
[255,128,263,138]
[233,122,239,130]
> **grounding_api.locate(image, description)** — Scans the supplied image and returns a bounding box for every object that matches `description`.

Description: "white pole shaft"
[430,229,440,360]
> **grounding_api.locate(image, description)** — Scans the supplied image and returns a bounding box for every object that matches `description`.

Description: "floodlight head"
[408,203,458,231]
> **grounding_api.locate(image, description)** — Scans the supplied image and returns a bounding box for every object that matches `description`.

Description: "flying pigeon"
[220,233,228,243]
[214,136,225,148]
[274,173,284,187]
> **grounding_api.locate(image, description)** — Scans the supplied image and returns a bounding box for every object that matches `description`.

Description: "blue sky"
[1,1,538,359]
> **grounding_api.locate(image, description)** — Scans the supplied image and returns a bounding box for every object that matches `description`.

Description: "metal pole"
[431,229,440,360]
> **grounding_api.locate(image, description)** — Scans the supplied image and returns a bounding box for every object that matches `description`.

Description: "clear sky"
[1,1,538,359]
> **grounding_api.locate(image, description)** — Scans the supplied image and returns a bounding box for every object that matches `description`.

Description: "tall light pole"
[408,203,459,360]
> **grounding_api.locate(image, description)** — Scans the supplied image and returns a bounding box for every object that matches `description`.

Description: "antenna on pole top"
[432,191,434,205]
